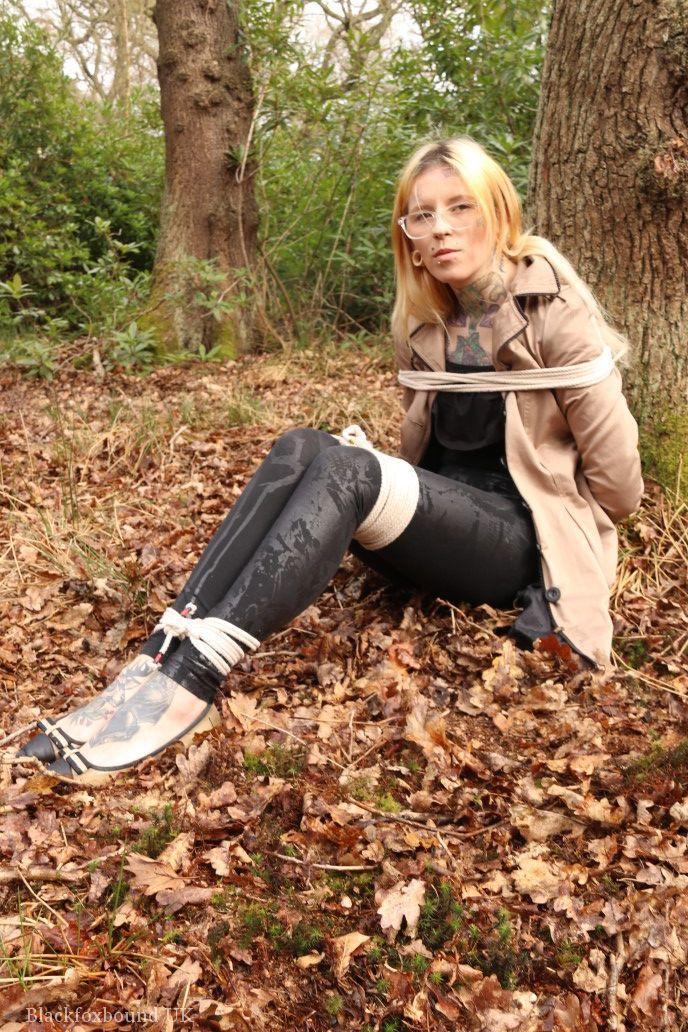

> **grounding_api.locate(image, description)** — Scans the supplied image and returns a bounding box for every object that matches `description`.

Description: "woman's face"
[404,165,492,288]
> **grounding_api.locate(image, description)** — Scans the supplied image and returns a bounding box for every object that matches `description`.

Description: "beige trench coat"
[394,254,644,670]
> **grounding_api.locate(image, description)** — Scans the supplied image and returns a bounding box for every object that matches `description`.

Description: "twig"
[268,852,378,872]
[3,754,82,786]
[344,797,507,840]
[614,660,687,698]
[607,930,626,1030]
[0,723,36,748]
[0,866,89,885]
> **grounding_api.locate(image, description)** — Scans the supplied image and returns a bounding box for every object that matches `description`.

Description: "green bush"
[0,12,162,338]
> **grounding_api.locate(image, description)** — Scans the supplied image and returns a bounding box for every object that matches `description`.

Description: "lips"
[434,249,459,257]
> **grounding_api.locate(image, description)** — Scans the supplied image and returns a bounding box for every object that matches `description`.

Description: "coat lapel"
[409,255,561,371]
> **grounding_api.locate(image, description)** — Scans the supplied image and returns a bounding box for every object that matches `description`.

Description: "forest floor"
[1,341,687,1032]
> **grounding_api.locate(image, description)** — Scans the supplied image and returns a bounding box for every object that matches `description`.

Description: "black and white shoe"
[44,610,259,784]
[47,700,222,785]
[16,654,159,764]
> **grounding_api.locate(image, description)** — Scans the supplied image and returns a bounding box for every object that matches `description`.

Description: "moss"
[418,879,464,951]
[213,315,241,360]
[659,0,688,85]
[323,870,375,897]
[375,792,402,813]
[617,638,650,669]
[237,901,325,957]
[464,907,532,990]
[325,994,344,1017]
[132,803,178,859]
[639,403,688,500]
[556,937,585,971]
[243,743,306,779]
[621,736,688,783]
[345,774,375,801]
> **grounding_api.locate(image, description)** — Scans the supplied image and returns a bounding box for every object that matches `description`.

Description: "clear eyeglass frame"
[397,203,482,240]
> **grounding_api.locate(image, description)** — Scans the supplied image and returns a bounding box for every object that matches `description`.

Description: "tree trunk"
[110,0,132,111]
[146,0,259,357]
[527,0,688,489]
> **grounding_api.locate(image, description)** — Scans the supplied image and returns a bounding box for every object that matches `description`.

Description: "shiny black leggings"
[142,428,539,701]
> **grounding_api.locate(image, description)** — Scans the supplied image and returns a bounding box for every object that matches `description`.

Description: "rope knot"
[153,606,260,676]
[335,424,374,450]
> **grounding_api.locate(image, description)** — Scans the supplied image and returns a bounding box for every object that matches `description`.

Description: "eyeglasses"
[397,202,481,240]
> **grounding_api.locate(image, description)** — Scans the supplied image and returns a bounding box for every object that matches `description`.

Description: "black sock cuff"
[161,648,223,704]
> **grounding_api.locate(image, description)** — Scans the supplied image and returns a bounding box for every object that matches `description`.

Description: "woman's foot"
[17,654,159,764]
[46,669,221,781]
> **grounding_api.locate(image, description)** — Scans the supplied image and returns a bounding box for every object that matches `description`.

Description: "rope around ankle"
[153,606,260,677]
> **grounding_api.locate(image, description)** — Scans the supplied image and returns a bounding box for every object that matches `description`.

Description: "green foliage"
[375,792,402,812]
[621,736,688,783]
[555,937,585,971]
[2,1,550,361]
[0,335,58,379]
[462,905,532,990]
[108,320,158,370]
[241,0,549,332]
[238,901,325,957]
[325,994,344,1017]
[418,879,465,950]
[243,742,306,778]
[132,803,178,858]
[0,11,162,339]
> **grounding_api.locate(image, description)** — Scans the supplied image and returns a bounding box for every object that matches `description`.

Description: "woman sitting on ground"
[18,134,643,782]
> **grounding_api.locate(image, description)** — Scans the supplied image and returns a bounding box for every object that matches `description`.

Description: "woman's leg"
[60,443,382,769]
[139,427,342,660]
[351,466,539,607]
[23,428,341,754]
[64,449,540,773]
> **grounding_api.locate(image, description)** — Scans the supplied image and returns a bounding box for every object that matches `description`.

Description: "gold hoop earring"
[411,250,424,268]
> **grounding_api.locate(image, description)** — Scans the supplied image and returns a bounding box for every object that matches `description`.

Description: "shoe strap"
[37,719,75,752]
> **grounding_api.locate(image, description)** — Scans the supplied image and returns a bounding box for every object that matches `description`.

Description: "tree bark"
[527,0,688,484]
[147,0,259,356]
[111,0,132,111]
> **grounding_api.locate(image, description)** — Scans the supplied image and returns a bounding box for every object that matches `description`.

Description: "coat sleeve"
[394,319,419,414]
[542,285,644,523]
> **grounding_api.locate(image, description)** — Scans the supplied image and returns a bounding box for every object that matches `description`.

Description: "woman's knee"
[306,445,382,519]
[270,426,339,466]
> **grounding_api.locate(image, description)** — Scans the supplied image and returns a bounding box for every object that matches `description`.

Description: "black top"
[418,360,519,496]
[432,359,505,453]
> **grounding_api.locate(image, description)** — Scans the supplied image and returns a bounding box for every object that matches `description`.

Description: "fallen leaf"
[330,931,370,979]
[375,878,426,941]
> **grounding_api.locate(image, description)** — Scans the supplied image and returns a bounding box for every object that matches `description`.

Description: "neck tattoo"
[449,263,508,320]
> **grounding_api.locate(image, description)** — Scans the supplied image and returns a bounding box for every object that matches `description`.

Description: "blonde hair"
[390,135,629,361]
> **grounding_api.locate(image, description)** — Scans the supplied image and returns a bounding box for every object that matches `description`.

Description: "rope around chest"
[397,344,615,393]
[330,346,615,552]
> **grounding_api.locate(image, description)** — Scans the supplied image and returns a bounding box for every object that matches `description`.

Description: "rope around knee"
[333,424,419,550]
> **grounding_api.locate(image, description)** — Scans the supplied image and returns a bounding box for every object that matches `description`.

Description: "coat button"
[545,586,561,603]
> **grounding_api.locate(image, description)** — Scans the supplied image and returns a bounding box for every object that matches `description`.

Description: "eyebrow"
[408,193,472,211]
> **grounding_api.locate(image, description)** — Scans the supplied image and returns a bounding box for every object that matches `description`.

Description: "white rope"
[332,424,420,550]
[153,607,260,677]
[397,345,615,393]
